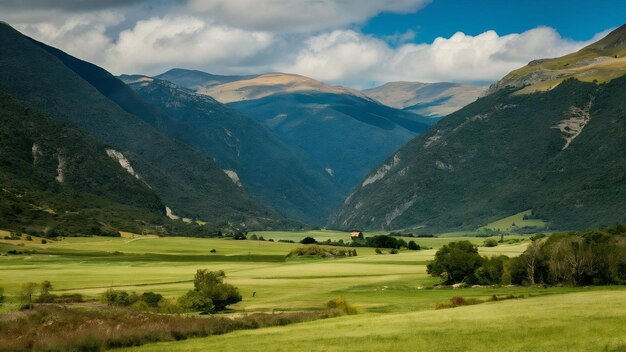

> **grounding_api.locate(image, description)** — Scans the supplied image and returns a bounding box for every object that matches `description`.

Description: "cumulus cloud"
[104,16,274,75]
[186,0,430,32]
[286,27,598,86]
[3,0,605,86]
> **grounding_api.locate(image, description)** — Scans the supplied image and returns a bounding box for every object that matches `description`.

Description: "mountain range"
[0,22,293,233]
[1,20,624,235]
[158,69,436,198]
[364,81,485,117]
[332,24,626,232]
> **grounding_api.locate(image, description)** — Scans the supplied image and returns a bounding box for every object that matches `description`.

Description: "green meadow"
[1,233,624,351]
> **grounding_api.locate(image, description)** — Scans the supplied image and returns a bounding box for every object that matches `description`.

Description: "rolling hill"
[119,75,342,225]
[488,23,626,95]
[161,69,436,198]
[363,81,485,117]
[0,22,289,230]
[331,26,626,232]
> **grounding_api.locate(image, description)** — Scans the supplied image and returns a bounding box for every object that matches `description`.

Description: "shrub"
[389,249,399,254]
[366,235,400,249]
[375,248,383,254]
[287,245,353,258]
[326,297,357,315]
[0,287,4,305]
[141,292,164,308]
[102,289,139,307]
[435,296,482,309]
[407,241,420,250]
[210,249,217,253]
[483,239,498,247]
[300,236,317,244]
[41,239,47,244]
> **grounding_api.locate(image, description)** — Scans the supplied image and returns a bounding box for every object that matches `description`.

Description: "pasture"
[1,232,624,351]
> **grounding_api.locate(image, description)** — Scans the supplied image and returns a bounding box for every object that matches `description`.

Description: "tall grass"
[0,305,328,351]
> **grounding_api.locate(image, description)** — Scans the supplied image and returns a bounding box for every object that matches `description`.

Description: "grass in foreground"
[122,290,626,352]
[0,305,330,351]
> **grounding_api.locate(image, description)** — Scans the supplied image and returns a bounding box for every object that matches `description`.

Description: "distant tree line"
[428,225,626,286]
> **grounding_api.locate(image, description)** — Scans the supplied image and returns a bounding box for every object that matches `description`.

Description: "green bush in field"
[179,270,241,313]
[326,297,358,315]
[300,236,317,244]
[141,292,164,308]
[483,239,498,247]
[0,287,4,305]
[427,241,484,285]
[407,240,420,250]
[366,235,401,249]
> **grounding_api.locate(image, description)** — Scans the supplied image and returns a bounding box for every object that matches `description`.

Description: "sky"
[2,0,624,88]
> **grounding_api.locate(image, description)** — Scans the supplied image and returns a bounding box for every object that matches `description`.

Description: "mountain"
[0,22,288,230]
[161,69,436,200]
[488,23,626,95]
[331,26,626,232]
[363,81,485,117]
[119,75,341,225]
[156,68,258,91]
[0,92,168,235]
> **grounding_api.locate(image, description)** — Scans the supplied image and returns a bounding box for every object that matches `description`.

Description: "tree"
[0,287,4,305]
[427,241,484,285]
[407,241,420,250]
[300,236,317,244]
[141,291,164,308]
[179,270,241,312]
[366,235,400,249]
[37,280,53,303]
[475,255,508,284]
[20,282,38,309]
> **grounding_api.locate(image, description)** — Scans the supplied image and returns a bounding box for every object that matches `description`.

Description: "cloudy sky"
[2,0,624,87]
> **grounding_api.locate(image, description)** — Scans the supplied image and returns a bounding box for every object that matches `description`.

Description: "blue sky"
[2,0,623,87]
[365,0,625,44]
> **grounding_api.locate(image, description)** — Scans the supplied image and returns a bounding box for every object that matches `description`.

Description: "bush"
[375,248,383,254]
[483,239,498,247]
[366,235,400,249]
[102,289,139,307]
[41,239,47,244]
[287,245,354,258]
[210,249,216,253]
[389,249,399,254]
[427,241,484,285]
[326,297,357,315]
[141,292,164,308]
[179,270,241,313]
[300,236,317,244]
[407,241,420,250]
[0,287,4,305]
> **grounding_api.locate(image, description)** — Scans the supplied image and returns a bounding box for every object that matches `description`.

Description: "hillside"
[162,69,435,197]
[0,92,168,235]
[194,72,369,104]
[0,23,287,229]
[331,76,626,231]
[488,24,626,95]
[120,75,342,225]
[364,81,485,117]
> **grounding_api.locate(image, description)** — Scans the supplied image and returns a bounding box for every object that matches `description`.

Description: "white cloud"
[285,27,599,87]
[186,0,430,32]
[14,12,121,64]
[103,16,274,74]
[7,2,605,87]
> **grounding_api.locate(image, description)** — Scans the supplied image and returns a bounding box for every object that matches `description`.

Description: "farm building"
[350,231,364,240]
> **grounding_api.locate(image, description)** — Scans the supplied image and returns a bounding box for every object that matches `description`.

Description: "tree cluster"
[427,226,626,286]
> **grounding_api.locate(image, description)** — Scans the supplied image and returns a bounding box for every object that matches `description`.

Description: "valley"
[0,5,625,352]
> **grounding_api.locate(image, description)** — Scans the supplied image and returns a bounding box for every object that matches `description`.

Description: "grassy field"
[1,232,624,351]
[122,289,626,352]
[478,210,547,232]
